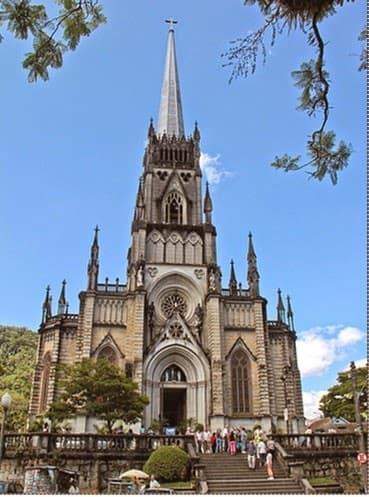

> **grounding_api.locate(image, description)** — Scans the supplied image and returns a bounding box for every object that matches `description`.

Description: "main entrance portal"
[162,388,186,427]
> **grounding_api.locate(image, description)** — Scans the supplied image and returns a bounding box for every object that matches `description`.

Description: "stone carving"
[161,293,187,318]
[147,267,158,278]
[194,268,204,279]
[208,269,217,291]
[148,301,155,331]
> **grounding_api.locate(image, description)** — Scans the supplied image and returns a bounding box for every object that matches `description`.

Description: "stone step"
[207,477,303,494]
[199,453,304,494]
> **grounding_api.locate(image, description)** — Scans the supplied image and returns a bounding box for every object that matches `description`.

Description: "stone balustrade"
[274,432,365,452]
[3,433,195,458]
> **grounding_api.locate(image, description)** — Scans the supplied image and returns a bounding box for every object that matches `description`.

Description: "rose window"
[161,294,187,318]
[169,322,183,338]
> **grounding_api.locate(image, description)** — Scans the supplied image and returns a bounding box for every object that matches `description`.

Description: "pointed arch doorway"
[161,365,186,428]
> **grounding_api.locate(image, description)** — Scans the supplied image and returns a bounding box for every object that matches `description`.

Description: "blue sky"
[1,1,366,419]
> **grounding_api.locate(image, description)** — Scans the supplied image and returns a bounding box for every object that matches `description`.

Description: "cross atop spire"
[165,18,177,31]
[158,21,185,137]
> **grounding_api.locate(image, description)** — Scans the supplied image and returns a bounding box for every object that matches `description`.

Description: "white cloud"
[302,390,326,420]
[200,152,233,185]
[296,325,365,377]
[336,326,364,347]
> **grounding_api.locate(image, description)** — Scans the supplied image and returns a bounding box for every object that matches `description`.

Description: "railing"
[3,433,195,457]
[274,433,363,451]
[97,282,127,293]
[221,289,249,297]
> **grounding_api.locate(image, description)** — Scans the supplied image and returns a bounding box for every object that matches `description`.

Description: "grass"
[308,476,338,486]
[161,481,194,489]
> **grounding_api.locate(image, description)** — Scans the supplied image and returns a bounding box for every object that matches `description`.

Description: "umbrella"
[119,469,149,480]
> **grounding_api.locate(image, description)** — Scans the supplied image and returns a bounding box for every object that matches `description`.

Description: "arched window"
[97,346,117,364]
[165,192,183,224]
[231,349,250,414]
[161,365,186,382]
[40,353,51,413]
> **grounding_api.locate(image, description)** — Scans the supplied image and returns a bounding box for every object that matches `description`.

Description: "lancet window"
[164,192,183,224]
[97,346,117,364]
[40,352,51,413]
[231,349,250,414]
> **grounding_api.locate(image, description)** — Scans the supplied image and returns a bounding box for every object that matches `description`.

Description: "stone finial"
[204,182,213,224]
[57,279,67,315]
[277,288,286,323]
[87,226,100,290]
[42,285,52,323]
[287,295,295,331]
[247,232,260,297]
[229,259,238,296]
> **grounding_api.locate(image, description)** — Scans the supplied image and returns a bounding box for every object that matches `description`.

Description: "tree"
[46,358,149,432]
[0,325,37,431]
[0,0,106,81]
[319,365,367,421]
[223,0,366,184]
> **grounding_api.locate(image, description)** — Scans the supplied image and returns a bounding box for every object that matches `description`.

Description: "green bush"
[143,446,190,482]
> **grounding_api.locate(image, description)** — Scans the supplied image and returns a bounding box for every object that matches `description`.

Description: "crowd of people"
[191,425,275,480]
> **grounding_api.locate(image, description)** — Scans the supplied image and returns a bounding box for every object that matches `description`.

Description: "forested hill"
[0,325,38,430]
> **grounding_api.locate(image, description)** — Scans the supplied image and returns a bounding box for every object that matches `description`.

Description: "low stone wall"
[301,451,364,494]
[0,452,149,493]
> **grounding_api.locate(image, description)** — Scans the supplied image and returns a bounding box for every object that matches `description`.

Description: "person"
[257,438,267,467]
[128,477,140,494]
[266,435,275,457]
[68,478,79,494]
[149,475,160,488]
[229,430,236,455]
[126,428,134,449]
[215,429,222,453]
[210,432,217,453]
[266,450,274,480]
[42,422,50,432]
[247,440,256,470]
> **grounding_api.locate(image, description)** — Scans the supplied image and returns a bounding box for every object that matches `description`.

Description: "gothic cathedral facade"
[29,26,305,433]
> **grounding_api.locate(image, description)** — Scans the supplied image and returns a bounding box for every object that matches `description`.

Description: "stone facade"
[29,27,304,434]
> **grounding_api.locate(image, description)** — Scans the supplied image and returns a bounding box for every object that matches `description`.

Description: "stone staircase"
[199,453,304,494]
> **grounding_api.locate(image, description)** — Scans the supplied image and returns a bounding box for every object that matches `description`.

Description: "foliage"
[319,365,367,421]
[143,446,190,482]
[223,0,364,183]
[46,358,149,432]
[0,325,37,431]
[0,0,106,81]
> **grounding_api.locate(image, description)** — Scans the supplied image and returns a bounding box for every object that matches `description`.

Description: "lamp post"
[281,371,289,434]
[0,392,12,461]
[350,361,367,493]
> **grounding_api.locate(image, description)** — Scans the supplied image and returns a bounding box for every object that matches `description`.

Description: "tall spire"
[229,259,238,296]
[247,232,260,297]
[157,19,185,137]
[87,225,99,290]
[277,288,286,323]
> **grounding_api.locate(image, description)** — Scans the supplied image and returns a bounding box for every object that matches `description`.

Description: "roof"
[157,26,185,137]
[308,417,358,433]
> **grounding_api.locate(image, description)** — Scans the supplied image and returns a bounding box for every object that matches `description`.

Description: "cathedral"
[29,24,305,434]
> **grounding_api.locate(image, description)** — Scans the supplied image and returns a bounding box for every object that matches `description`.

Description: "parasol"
[119,469,150,480]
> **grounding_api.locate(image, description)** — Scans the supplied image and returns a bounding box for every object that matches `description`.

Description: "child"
[266,450,274,480]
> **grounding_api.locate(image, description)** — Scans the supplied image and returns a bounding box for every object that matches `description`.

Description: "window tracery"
[231,349,250,414]
[164,192,183,224]
[161,293,187,318]
[97,346,117,364]
[161,365,186,382]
